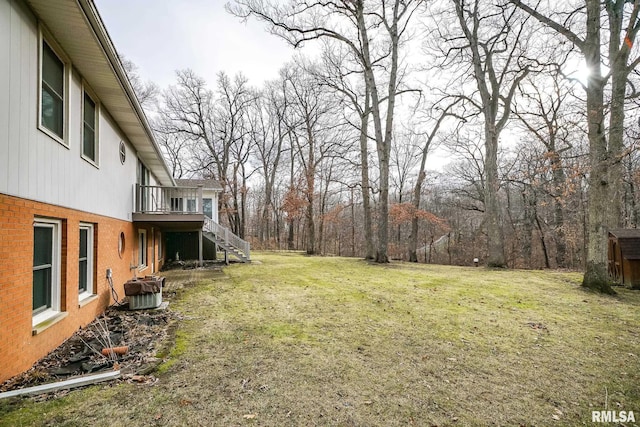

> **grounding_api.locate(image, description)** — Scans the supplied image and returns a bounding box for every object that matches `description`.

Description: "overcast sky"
[94,0,295,88]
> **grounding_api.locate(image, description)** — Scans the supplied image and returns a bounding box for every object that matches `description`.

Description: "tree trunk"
[375,153,390,263]
[359,96,375,260]
[356,1,400,264]
[305,126,316,255]
[409,171,425,263]
[240,167,247,239]
[627,160,640,227]
[484,129,506,267]
[549,151,568,268]
[535,213,550,269]
[350,187,356,256]
[581,0,615,293]
[287,219,295,250]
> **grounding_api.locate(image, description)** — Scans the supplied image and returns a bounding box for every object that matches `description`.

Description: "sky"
[94,0,295,89]
[92,0,466,172]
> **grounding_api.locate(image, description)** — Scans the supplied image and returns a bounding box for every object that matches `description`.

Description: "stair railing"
[204,217,250,260]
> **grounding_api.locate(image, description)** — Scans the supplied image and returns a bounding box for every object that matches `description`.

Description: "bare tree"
[229,0,422,262]
[315,44,376,259]
[390,131,420,246]
[436,0,536,267]
[250,75,291,245]
[153,128,190,178]
[158,70,255,237]
[121,56,159,110]
[510,0,640,292]
[513,71,581,268]
[282,60,341,254]
[408,98,462,262]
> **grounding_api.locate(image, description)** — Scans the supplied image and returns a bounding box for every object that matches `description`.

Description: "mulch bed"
[0,265,225,400]
[0,304,180,399]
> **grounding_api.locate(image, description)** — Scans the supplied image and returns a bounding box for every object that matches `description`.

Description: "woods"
[134,0,640,291]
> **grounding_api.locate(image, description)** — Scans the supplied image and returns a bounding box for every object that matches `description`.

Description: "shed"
[608,229,640,289]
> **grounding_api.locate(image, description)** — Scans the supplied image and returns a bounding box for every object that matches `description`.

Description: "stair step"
[202,227,250,262]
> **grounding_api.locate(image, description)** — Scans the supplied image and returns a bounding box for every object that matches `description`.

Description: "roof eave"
[24,0,175,187]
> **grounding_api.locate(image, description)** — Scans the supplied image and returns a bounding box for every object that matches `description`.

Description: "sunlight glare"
[565,59,590,85]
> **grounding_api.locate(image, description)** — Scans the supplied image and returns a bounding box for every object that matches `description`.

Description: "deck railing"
[134,184,203,214]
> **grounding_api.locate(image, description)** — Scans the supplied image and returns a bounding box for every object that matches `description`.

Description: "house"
[608,229,640,289]
[165,179,221,261]
[135,178,226,262]
[0,0,249,383]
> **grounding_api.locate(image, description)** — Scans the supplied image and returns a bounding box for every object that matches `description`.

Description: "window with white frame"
[39,35,66,143]
[82,89,98,164]
[33,219,62,325]
[203,198,213,219]
[79,223,95,299]
[138,229,147,268]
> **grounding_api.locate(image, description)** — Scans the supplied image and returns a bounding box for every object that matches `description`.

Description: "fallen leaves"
[124,374,158,385]
[552,408,563,421]
[526,322,549,332]
[0,306,178,393]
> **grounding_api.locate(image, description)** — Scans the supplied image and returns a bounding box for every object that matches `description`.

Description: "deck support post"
[198,229,203,267]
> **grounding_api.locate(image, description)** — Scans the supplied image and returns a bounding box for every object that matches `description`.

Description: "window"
[186,198,197,213]
[82,89,98,164]
[170,197,183,212]
[39,37,66,143]
[203,198,213,219]
[33,219,61,325]
[138,229,147,268]
[79,224,95,299]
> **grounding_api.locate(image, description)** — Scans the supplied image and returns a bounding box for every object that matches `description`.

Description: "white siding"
[148,172,160,187]
[0,0,138,221]
[0,1,8,180]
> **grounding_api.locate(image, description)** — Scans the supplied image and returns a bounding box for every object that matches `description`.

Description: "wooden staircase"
[203,218,250,263]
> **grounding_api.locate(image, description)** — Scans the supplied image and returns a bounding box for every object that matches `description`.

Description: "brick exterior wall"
[0,194,164,382]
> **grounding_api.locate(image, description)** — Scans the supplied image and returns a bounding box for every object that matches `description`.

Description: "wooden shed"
[608,229,640,289]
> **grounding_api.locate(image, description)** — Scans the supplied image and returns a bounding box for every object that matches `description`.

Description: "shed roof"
[610,229,640,260]
[609,229,640,239]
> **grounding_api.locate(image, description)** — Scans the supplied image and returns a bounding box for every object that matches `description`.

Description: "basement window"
[33,218,62,326]
[79,223,95,301]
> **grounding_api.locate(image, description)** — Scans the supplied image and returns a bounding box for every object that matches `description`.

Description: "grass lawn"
[1,252,639,426]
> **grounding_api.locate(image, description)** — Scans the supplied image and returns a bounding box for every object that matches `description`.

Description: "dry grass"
[1,252,639,426]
